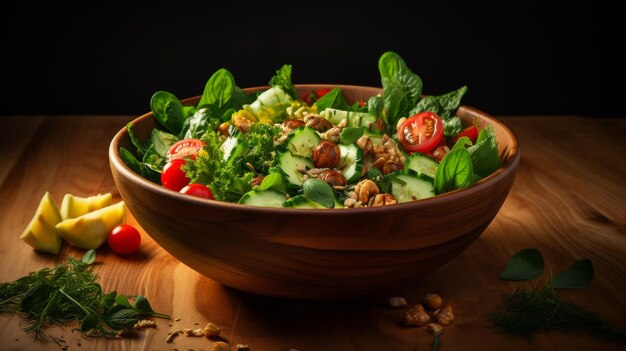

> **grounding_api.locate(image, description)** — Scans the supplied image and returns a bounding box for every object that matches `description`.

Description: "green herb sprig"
[0,250,170,340]
[488,248,626,341]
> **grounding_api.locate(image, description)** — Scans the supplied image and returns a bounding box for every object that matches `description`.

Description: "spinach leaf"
[468,126,501,178]
[120,147,161,183]
[409,96,441,116]
[434,147,474,194]
[339,127,364,145]
[443,116,463,137]
[142,145,165,172]
[127,123,147,158]
[180,106,221,139]
[552,259,594,289]
[367,95,385,123]
[378,51,423,127]
[303,179,335,208]
[150,129,179,158]
[500,248,544,281]
[435,85,467,112]
[269,64,297,100]
[150,91,185,134]
[197,68,235,109]
[314,88,350,112]
[182,105,197,118]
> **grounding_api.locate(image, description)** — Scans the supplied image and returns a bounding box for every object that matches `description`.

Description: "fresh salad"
[120,52,501,209]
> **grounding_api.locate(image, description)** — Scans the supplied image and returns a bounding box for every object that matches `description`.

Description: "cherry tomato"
[108,224,141,255]
[397,112,444,154]
[161,159,190,191]
[180,183,214,199]
[168,138,205,161]
[451,126,479,144]
[358,101,366,107]
[315,88,332,98]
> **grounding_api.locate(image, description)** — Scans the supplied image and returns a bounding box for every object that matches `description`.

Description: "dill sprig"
[488,279,626,341]
[0,250,170,341]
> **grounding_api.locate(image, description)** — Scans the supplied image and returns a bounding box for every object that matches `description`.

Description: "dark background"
[0,2,621,117]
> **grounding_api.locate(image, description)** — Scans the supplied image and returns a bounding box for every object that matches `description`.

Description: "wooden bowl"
[109,85,520,299]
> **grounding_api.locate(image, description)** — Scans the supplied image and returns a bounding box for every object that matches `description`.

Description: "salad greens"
[122,51,503,208]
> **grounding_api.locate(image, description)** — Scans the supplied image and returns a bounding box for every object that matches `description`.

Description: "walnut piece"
[354,179,380,204]
[403,304,430,327]
[371,193,397,207]
[356,135,373,155]
[305,115,332,132]
[434,304,455,326]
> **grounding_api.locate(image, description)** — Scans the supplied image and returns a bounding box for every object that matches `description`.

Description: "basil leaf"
[198,68,235,109]
[443,116,463,137]
[451,136,473,151]
[150,91,185,134]
[257,172,287,193]
[434,148,474,194]
[81,249,96,265]
[268,64,297,100]
[303,178,335,208]
[339,127,364,145]
[378,51,422,127]
[150,129,179,158]
[115,295,134,309]
[104,308,137,330]
[134,295,155,314]
[468,126,501,178]
[500,248,544,281]
[314,88,350,112]
[80,313,100,332]
[552,259,594,289]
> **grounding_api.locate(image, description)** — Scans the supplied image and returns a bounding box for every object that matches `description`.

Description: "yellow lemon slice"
[55,201,126,249]
[60,193,113,220]
[20,192,63,254]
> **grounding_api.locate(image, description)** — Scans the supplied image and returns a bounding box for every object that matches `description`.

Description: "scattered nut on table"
[424,293,443,310]
[434,304,455,326]
[402,304,430,327]
[213,341,231,351]
[134,319,157,329]
[204,322,221,337]
[388,296,407,308]
[426,323,443,335]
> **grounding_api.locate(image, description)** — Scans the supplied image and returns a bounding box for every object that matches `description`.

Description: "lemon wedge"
[60,193,113,220]
[20,192,63,254]
[55,201,126,249]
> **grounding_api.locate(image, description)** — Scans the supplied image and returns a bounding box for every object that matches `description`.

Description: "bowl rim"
[109,84,520,215]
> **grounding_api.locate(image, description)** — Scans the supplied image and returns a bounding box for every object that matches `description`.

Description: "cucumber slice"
[276,152,314,187]
[239,189,286,207]
[390,171,436,203]
[337,144,364,183]
[284,126,321,158]
[282,195,325,209]
[323,108,378,128]
[406,153,438,179]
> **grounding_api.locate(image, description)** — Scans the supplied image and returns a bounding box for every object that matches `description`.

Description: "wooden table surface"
[0,115,625,351]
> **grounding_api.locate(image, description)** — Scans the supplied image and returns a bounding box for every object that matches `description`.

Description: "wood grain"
[1,115,625,351]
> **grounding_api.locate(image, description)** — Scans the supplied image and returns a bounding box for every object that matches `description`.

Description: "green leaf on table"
[80,313,100,332]
[115,295,133,309]
[134,295,155,314]
[99,291,117,313]
[104,308,137,330]
[500,248,544,281]
[19,283,53,312]
[552,259,594,289]
[81,249,96,265]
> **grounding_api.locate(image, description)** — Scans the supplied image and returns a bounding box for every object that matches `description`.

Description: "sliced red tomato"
[303,88,333,105]
[108,224,141,255]
[451,126,478,144]
[180,183,214,199]
[168,139,205,161]
[397,112,444,154]
[161,159,190,191]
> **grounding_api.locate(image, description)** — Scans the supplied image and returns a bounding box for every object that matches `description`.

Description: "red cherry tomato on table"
[180,183,214,199]
[168,138,205,161]
[161,159,190,191]
[108,224,141,255]
[451,126,478,144]
[397,112,444,154]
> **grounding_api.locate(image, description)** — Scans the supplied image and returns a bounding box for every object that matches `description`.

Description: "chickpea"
[313,141,341,168]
